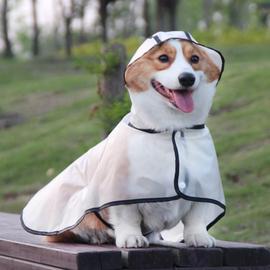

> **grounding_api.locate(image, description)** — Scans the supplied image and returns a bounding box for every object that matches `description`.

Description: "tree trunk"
[65,17,72,57]
[1,0,13,58]
[143,0,151,37]
[98,43,127,135]
[203,0,213,29]
[53,7,61,51]
[78,0,89,43]
[156,0,165,31]
[98,43,126,103]
[58,0,74,57]
[79,13,85,43]
[31,0,40,57]
[167,0,178,30]
[228,0,247,29]
[156,0,180,31]
[99,0,108,43]
[98,0,116,43]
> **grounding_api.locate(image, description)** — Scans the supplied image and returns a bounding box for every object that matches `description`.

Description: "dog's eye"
[158,54,169,63]
[190,55,200,64]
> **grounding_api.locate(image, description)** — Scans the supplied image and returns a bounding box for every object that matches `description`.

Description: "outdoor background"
[0,0,269,245]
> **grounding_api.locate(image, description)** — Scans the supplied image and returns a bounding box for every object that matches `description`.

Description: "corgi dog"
[22,32,225,249]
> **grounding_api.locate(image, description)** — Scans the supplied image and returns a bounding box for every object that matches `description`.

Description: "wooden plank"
[1,212,270,269]
[0,255,62,270]
[172,247,223,267]
[175,268,270,270]
[0,213,122,270]
[121,247,174,269]
[175,268,238,270]
[221,247,270,267]
[216,239,270,267]
[0,240,122,270]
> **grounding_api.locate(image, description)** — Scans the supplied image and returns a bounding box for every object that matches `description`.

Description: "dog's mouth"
[151,79,194,113]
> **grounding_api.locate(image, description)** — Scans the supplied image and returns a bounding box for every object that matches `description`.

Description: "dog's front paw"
[184,230,216,247]
[116,234,149,248]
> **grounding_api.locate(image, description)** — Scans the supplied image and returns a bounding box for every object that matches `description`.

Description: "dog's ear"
[124,62,146,91]
[199,46,224,80]
[125,60,152,92]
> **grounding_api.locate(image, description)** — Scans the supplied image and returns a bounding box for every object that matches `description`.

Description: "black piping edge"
[128,122,205,134]
[21,131,225,236]
[20,195,181,236]
[94,211,114,230]
[124,37,225,86]
[206,208,226,230]
[184,32,192,41]
[187,124,205,130]
[171,131,226,232]
[152,35,162,44]
[173,130,180,194]
[128,122,161,133]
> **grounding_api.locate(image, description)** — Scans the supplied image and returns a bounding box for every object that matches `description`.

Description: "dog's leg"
[109,205,149,248]
[182,202,215,247]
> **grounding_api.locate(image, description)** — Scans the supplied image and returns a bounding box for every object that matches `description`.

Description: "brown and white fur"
[47,39,221,248]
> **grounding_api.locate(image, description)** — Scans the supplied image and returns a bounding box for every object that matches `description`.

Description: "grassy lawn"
[0,59,102,211]
[208,44,270,245]
[0,43,269,245]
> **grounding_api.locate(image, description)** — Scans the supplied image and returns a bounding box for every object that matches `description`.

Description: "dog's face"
[125,39,222,130]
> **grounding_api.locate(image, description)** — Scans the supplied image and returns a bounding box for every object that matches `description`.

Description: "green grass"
[0,43,269,245]
[0,59,102,211]
[208,44,270,245]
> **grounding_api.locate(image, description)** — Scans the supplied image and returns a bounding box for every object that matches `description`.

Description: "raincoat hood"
[128,31,224,82]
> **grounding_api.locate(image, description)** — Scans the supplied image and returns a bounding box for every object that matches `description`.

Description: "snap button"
[179,182,186,190]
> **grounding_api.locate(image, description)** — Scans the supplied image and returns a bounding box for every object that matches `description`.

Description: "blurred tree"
[97,43,127,135]
[52,5,61,51]
[99,0,116,43]
[257,2,270,27]
[143,0,151,37]
[98,43,126,103]
[104,0,140,39]
[75,0,91,43]
[0,0,13,58]
[59,0,76,57]
[31,0,40,57]
[202,0,213,29]
[156,0,181,31]
[228,0,248,29]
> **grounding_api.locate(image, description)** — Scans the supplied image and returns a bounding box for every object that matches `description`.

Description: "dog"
[21,31,225,249]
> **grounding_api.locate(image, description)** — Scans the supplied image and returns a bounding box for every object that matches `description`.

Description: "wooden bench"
[0,212,269,270]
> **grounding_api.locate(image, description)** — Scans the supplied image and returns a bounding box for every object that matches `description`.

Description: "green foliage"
[97,93,131,134]
[73,40,102,58]
[73,37,139,134]
[16,30,31,56]
[73,36,142,68]
[194,27,270,46]
[74,41,122,75]
[102,51,121,75]
[114,36,143,57]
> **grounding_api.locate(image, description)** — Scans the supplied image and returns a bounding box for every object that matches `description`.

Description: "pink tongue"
[172,90,194,113]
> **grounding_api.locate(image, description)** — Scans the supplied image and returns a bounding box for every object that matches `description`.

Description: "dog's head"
[125,31,224,130]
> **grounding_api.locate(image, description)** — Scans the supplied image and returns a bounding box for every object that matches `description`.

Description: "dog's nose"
[178,73,195,87]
